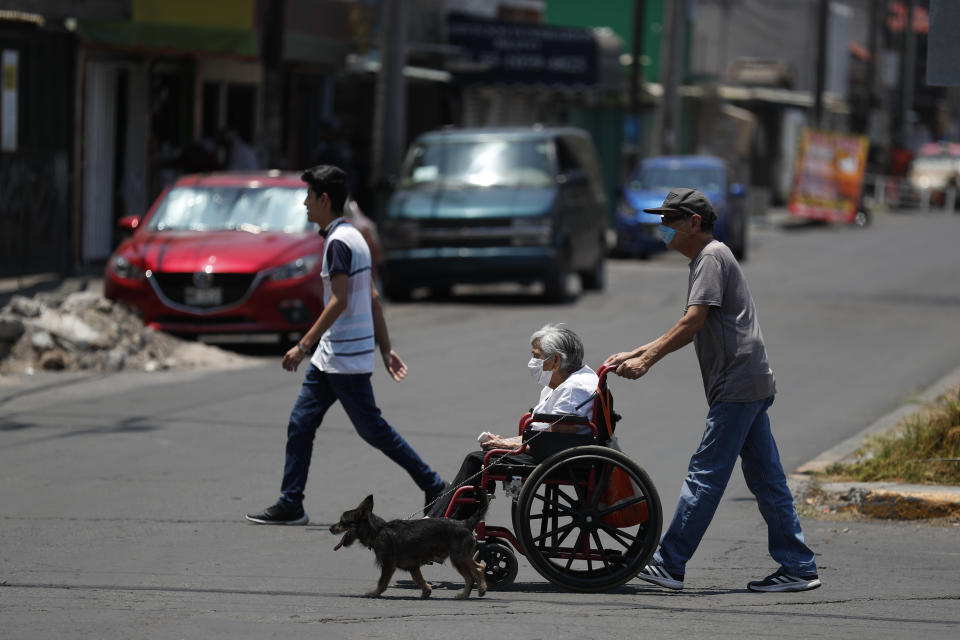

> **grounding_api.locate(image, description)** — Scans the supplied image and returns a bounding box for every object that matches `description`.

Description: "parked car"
[104,171,379,340]
[378,126,608,302]
[615,155,748,259]
[907,141,960,206]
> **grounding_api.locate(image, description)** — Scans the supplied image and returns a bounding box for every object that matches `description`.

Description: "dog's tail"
[462,489,490,532]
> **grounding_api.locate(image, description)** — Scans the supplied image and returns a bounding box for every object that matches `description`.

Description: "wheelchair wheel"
[476,540,519,589]
[515,445,662,592]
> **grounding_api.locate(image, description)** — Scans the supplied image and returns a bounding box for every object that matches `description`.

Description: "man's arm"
[281,274,348,371]
[371,278,408,381]
[614,305,710,379]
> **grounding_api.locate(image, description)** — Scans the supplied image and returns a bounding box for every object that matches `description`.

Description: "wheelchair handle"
[596,364,617,383]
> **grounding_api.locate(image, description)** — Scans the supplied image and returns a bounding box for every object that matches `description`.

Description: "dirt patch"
[0,284,258,377]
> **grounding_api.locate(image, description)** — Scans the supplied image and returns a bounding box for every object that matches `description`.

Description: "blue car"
[615,156,748,259]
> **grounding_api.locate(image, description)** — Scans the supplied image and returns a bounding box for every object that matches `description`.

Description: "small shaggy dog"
[330,492,489,599]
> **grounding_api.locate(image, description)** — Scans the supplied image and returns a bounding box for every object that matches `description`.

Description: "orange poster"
[788,128,869,224]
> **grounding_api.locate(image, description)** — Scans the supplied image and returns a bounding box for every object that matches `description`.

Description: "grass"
[819,387,960,485]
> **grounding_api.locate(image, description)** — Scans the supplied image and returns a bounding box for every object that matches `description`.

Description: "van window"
[401,139,555,189]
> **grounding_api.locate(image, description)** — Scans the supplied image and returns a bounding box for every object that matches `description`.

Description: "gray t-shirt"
[687,240,776,405]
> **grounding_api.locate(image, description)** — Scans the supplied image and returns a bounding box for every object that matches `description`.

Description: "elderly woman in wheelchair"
[426,323,598,519]
[426,324,663,593]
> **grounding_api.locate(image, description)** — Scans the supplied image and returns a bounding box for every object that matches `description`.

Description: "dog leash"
[407,413,575,521]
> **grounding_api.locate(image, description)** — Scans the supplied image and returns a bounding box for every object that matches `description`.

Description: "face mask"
[527,357,555,386]
[658,224,676,245]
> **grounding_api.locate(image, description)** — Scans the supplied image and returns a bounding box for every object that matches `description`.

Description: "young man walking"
[247,165,445,525]
[604,188,820,592]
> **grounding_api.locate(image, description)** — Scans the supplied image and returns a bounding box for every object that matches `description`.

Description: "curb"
[793,364,960,520]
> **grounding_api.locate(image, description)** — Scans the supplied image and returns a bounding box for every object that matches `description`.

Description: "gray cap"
[643,187,717,224]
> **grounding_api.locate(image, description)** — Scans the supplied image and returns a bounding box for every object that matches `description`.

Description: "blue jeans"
[279,364,443,505]
[655,396,817,577]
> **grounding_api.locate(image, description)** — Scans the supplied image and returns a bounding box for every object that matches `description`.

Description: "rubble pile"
[0,288,254,375]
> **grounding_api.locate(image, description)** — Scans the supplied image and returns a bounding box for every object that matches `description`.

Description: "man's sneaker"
[245,501,309,525]
[637,560,684,590]
[424,480,448,513]
[747,568,821,592]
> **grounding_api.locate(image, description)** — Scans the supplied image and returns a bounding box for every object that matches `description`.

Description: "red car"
[104,171,380,339]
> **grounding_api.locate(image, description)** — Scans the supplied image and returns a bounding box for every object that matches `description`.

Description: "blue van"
[615,155,748,259]
[379,127,608,301]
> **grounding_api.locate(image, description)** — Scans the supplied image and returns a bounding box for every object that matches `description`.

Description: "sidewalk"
[791,364,960,520]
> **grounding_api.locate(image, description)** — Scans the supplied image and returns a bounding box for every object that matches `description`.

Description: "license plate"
[184,286,222,306]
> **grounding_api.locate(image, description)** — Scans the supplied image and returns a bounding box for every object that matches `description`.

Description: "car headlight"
[110,255,145,281]
[269,255,320,282]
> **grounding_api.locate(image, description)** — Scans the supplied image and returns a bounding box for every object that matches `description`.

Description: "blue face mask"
[658,224,676,245]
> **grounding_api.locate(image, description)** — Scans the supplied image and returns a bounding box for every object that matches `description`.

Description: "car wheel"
[383,281,412,302]
[853,209,871,228]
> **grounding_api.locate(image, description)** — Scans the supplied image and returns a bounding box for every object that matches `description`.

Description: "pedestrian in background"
[246,165,445,525]
[604,188,820,593]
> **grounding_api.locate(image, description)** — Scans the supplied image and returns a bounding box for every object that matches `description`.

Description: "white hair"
[530,323,584,373]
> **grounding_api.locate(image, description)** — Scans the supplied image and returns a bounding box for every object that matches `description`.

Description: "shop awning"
[76,21,347,65]
[77,21,259,58]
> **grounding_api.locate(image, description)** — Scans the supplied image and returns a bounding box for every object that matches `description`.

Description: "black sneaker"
[637,560,684,590]
[423,481,448,514]
[748,568,821,592]
[245,501,309,525]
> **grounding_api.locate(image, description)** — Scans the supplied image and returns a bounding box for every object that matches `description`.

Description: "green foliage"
[821,388,960,485]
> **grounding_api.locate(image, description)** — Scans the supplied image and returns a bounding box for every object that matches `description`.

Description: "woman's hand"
[480,434,521,451]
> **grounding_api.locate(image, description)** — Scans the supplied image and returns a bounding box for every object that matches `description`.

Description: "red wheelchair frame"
[441,365,663,592]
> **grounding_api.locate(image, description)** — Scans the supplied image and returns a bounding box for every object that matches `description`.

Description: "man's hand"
[603,351,634,368]
[615,357,649,380]
[382,348,408,382]
[282,345,306,372]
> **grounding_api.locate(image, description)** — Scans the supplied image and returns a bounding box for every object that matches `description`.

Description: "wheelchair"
[442,365,663,593]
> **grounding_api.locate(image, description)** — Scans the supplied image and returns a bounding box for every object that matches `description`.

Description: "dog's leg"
[409,567,433,599]
[475,560,487,597]
[452,557,476,600]
[366,565,396,598]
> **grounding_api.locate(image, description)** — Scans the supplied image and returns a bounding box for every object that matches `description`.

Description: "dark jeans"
[655,396,817,576]
[427,449,536,518]
[279,364,443,506]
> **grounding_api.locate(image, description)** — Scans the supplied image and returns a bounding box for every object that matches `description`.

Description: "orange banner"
[788,128,869,224]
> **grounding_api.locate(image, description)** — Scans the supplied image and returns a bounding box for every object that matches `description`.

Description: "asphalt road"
[2,210,959,639]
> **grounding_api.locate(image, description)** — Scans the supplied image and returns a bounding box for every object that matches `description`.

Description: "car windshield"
[401,139,555,189]
[633,166,725,193]
[145,186,314,233]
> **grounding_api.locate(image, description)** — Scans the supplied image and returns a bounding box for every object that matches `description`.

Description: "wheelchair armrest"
[482,445,530,468]
[531,413,590,424]
[529,413,597,436]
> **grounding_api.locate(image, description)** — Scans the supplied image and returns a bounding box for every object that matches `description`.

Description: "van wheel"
[543,253,571,303]
[580,257,605,291]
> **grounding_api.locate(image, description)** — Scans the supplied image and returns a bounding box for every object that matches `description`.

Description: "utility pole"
[629,0,645,167]
[259,0,286,169]
[372,0,407,197]
[898,0,917,147]
[660,0,685,155]
[813,0,828,128]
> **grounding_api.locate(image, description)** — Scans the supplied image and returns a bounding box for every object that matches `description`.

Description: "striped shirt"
[310,218,376,374]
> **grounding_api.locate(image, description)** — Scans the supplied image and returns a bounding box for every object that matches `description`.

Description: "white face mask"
[527,356,555,386]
